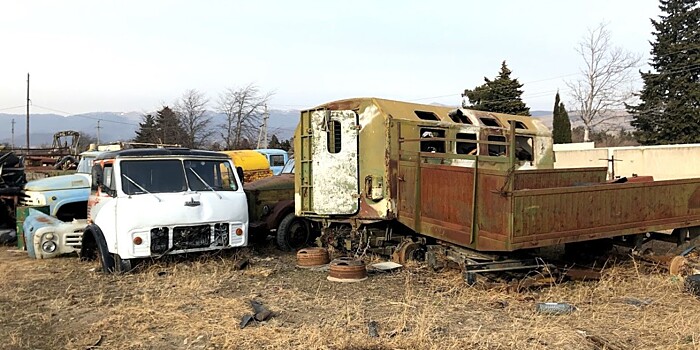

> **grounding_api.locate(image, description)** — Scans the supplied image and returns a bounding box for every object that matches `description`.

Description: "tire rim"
[287,219,310,250]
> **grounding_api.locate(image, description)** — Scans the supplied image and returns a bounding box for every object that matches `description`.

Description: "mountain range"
[1,109,560,147]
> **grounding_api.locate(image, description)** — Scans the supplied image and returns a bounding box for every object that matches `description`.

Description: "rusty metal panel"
[476,172,510,244]
[511,179,700,248]
[513,167,607,190]
[397,162,417,218]
[419,165,474,229]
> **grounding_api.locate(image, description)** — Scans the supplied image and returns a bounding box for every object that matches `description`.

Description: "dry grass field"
[0,243,699,350]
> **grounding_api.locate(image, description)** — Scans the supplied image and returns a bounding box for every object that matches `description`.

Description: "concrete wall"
[554,143,700,180]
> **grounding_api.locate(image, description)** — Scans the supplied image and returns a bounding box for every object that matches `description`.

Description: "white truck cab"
[81,148,248,273]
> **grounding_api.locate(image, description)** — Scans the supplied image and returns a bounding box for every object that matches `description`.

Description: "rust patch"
[36,216,50,223]
[689,186,700,209]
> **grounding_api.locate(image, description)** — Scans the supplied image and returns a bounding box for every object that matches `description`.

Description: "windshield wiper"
[121,174,162,202]
[188,167,222,199]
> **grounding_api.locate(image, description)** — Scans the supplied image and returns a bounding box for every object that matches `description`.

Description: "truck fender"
[266,199,295,230]
[80,224,116,273]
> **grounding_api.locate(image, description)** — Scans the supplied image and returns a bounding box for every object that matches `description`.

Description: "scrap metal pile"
[0,151,27,243]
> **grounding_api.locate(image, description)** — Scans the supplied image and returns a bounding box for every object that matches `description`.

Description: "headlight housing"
[41,240,57,253]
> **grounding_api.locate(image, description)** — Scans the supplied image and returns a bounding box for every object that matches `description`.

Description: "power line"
[0,105,26,112]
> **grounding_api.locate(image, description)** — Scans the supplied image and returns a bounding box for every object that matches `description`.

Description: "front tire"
[83,226,116,274]
[276,213,312,251]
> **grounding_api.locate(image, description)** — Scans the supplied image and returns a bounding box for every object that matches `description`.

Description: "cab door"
[305,110,359,215]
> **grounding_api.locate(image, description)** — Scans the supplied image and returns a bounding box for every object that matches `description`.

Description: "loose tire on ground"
[276,213,312,252]
[685,274,700,297]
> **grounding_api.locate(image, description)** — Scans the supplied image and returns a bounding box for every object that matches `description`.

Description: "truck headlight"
[25,192,47,206]
[41,241,57,253]
[261,205,271,216]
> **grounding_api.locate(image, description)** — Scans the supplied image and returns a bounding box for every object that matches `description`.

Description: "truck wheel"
[276,213,311,251]
[115,254,134,273]
[86,227,116,274]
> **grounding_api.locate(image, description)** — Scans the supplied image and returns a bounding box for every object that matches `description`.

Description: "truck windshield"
[121,160,187,195]
[184,160,238,191]
[281,158,295,174]
[77,157,96,174]
[120,159,238,195]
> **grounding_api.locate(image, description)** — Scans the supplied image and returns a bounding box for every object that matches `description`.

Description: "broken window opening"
[487,135,507,157]
[456,133,478,155]
[509,120,528,129]
[420,128,446,153]
[448,109,472,124]
[480,118,502,127]
[415,110,440,121]
[327,120,342,153]
[515,136,534,162]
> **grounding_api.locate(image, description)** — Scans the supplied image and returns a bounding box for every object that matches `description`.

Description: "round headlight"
[41,241,57,253]
[44,233,55,241]
[261,205,271,216]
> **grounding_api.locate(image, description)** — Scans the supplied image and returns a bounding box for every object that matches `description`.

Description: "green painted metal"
[15,205,50,250]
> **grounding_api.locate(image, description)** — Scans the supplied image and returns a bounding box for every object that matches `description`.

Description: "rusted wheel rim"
[296,247,330,267]
[328,257,367,280]
[669,255,688,276]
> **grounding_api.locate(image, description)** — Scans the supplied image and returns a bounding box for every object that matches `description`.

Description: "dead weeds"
[0,245,699,350]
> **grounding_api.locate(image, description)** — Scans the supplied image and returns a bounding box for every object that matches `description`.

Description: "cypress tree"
[628,0,700,144]
[558,103,572,143]
[552,92,572,144]
[462,61,531,116]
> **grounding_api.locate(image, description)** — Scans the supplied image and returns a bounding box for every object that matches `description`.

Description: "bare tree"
[174,89,212,148]
[566,23,641,142]
[217,84,272,149]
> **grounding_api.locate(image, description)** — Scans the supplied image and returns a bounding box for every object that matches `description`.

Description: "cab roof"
[307,97,548,132]
[96,148,229,160]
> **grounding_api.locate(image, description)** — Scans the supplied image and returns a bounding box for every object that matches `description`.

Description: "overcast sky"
[0,0,661,116]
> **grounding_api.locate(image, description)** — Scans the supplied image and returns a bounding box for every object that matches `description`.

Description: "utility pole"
[96,120,102,145]
[11,118,15,150]
[256,104,269,149]
[26,73,30,153]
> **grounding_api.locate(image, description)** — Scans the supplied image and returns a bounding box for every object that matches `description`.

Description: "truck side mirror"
[236,166,245,185]
[91,164,103,191]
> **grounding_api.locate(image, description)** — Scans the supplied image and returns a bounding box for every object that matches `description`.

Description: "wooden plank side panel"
[512,180,700,246]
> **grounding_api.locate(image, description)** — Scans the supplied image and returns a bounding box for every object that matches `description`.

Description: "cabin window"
[480,117,501,127]
[515,136,534,161]
[509,120,528,129]
[448,109,472,124]
[487,135,507,156]
[327,120,342,153]
[420,128,445,153]
[456,133,477,155]
[269,154,285,167]
[415,111,440,121]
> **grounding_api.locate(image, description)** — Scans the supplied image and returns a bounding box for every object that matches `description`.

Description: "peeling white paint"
[310,110,360,215]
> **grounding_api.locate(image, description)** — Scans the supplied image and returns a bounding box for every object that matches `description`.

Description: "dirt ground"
[0,242,699,350]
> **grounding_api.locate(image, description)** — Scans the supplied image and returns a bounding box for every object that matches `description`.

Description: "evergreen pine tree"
[462,61,531,116]
[155,106,187,145]
[134,114,158,143]
[628,0,700,144]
